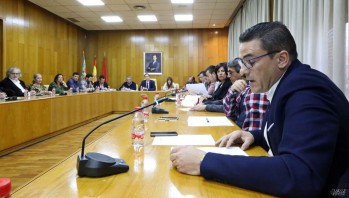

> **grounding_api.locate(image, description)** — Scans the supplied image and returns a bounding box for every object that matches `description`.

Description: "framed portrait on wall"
[144,52,162,75]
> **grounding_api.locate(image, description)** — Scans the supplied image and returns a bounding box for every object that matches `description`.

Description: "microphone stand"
[77,97,168,177]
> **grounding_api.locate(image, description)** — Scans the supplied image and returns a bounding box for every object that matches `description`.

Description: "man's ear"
[278,50,290,69]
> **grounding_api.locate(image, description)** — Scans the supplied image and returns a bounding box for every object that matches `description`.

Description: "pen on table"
[206,118,209,123]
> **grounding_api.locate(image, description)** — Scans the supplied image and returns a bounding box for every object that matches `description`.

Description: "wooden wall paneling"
[85,29,228,89]
[1,0,86,85]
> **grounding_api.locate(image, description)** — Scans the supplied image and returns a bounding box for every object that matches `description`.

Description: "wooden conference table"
[10,98,272,197]
[0,91,163,155]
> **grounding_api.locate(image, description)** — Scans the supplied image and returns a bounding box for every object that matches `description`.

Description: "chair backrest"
[173,83,179,89]
[150,78,157,91]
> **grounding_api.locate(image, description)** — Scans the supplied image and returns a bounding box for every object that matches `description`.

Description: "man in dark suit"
[0,67,28,97]
[93,75,109,91]
[170,22,349,197]
[139,73,156,91]
[146,54,160,73]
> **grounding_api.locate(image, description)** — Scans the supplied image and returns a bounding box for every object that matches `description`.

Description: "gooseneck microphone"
[77,96,169,177]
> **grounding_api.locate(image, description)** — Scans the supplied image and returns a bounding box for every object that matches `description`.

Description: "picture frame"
[144,52,162,75]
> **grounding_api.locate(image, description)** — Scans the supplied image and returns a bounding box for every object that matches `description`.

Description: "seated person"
[191,58,242,113]
[139,73,156,91]
[94,75,109,91]
[203,65,217,96]
[119,76,136,91]
[27,73,50,95]
[162,76,178,91]
[0,87,7,99]
[48,74,69,95]
[80,74,94,91]
[0,67,34,97]
[66,72,82,93]
[170,22,349,197]
[185,76,197,84]
[203,62,232,104]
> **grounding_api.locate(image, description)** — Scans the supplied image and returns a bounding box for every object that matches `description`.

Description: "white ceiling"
[28,0,242,30]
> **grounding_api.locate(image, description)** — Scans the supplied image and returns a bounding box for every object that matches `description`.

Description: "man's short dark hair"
[72,72,79,76]
[239,21,298,61]
[86,74,92,78]
[99,75,105,80]
[205,65,216,74]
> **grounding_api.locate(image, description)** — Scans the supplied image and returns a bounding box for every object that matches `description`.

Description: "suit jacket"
[139,80,156,91]
[93,81,109,89]
[146,61,160,73]
[0,77,26,96]
[201,59,349,197]
[203,80,232,104]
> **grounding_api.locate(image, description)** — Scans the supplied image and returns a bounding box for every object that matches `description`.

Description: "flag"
[102,52,108,82]
[81,51,86,78]
[92,56,97,83]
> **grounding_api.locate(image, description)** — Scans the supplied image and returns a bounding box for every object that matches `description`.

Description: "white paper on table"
[181,95,200,107]
[152,134,215,146]
[198,147,248,156]
[186,83,208,95]
[188,116,234,127]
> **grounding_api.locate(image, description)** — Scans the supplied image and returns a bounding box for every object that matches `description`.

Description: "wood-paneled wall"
[0,0,228,88]
[0,0,86,85]
[86,29,228,88]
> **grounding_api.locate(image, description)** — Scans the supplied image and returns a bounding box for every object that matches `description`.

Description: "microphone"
[77,97,168,177]
[152,96,170,114]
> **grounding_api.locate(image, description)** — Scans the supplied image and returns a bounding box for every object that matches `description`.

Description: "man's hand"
[215,130,254,150]
[170,146,206,175]
[190,104,206,111]
[231,80,247,93]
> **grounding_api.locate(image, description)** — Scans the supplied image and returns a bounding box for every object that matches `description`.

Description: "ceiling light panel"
[101,16,123,22]
[138,15,157,22]
[171,0,194,4]
[77,0,104,6]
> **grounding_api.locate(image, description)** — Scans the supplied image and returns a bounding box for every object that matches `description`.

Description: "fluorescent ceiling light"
[77,0,104,6]
[171,0,194,3]
[138,15,157,22]
[101,16,123,22]
[174,14,193,21]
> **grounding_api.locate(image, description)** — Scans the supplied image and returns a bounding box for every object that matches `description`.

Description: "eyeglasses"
[237,51,280,69]
[11,73,21,75]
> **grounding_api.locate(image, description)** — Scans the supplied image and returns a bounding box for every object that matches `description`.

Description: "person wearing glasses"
[170,21,349,197]
[0,67,33,97]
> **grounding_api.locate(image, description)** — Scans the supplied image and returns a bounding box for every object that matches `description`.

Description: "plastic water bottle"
[51,88,56,97]
[154,92,160,106]
[76,87,79,94]
[24,89,28,100]
[141,96,149,122]
[175,92,181,107]
[68,88,73,95]
[131,108,145,152]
